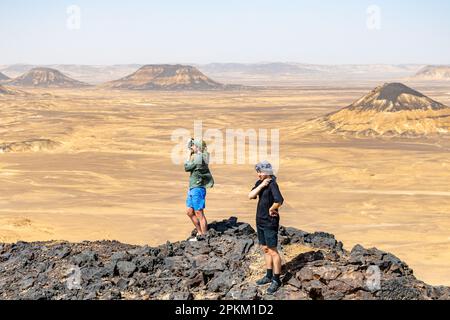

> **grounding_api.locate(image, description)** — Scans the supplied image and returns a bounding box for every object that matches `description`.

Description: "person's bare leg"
[195,210,208,235]
[256,245,275,285]
[266,247,282,293]
[262,245,273,270]
[187,208,201,234]
[267,247,281,275]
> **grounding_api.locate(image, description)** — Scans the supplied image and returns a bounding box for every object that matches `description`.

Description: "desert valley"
[0,63,450,288]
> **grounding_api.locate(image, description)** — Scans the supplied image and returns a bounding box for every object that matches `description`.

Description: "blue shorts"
[186,187,206,211]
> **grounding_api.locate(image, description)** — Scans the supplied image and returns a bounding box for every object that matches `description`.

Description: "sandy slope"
[0,86,449,286]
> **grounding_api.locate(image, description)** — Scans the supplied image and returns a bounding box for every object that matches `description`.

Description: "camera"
[187,138,194,149]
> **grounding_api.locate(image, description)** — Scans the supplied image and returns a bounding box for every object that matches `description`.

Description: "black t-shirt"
[252,178,284,228]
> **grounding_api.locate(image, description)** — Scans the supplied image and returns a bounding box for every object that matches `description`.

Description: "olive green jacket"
[184,152,214,189]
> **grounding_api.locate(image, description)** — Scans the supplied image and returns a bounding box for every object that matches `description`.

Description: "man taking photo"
[185,139,214,241]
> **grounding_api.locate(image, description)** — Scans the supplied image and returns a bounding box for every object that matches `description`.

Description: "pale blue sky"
[0,0,449,65]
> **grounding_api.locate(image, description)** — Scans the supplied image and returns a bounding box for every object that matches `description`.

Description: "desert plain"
[0,83,449,286]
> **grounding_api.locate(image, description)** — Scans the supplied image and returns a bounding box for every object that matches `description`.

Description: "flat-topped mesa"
[102,64,225,90]
[7,67,90,88]
[301,83,450,137]
[0,217,448,300]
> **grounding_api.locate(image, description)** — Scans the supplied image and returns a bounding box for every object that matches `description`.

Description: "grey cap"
[255,160,274,175]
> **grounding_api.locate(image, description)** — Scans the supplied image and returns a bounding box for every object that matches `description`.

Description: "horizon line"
[1,62,449,67]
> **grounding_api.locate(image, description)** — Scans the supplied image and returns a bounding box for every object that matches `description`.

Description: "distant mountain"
[301,83,450,137]
[199,63,320,75]
[412,65,450,81]
[0,63,426,86]
[0,72,10,82]
[102,64,226,90]
[7,68,90,88]
[0,64,34,78]
[198,63,424,85]
[0,64,142,84]
[47,64,142,84]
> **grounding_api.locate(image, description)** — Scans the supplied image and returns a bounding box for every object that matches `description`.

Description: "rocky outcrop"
[0,139,60,153]
[0,217,448,300]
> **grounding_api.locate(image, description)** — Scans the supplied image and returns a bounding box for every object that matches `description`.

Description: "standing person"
[185,139,214,241]
[248,161,284,294]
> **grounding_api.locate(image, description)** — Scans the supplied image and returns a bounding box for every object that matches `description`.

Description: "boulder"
[304,232,338,249]
[207,270,235,293]
[116,261,137,278]
[72,250,98,267]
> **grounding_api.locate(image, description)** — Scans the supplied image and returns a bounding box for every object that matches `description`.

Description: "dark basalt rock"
[207,270,236,293]
[378,277,423,300]
[0,217,448,300]
[116,261,137,278]
[72,250,98,267]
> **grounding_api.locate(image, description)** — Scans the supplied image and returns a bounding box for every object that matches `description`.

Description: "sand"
[0,85,449,286]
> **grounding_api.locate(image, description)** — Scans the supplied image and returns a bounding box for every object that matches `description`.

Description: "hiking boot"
[266,280,281,295]
[256,276,272,286]
[196,235,206,241]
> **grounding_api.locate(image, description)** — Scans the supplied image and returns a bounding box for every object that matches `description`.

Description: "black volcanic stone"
[0,217,448,300]
[207,270,235,293]
[116,261,137,278]
[304,232,337,249]
[72,250,98,267]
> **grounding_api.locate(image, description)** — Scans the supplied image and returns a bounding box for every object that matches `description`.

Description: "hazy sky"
[1,0,449,65]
